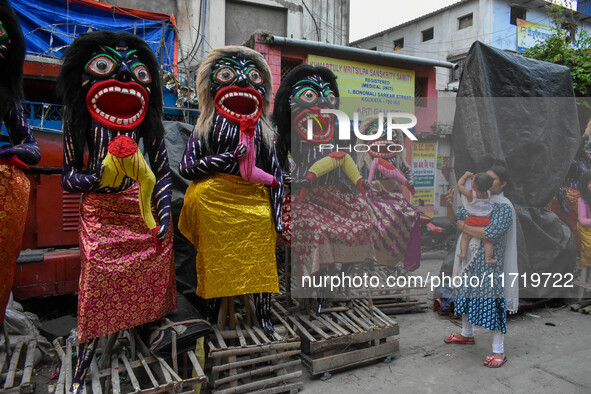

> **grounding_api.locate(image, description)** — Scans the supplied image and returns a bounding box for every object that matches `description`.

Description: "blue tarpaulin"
[10,0,177,71]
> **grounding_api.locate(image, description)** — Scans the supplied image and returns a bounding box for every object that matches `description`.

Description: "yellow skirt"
[179,173,278,299]
[578,222,591,268]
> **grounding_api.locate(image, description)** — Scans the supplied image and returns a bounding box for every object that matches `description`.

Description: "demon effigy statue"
[548,132,591,251]
[178,46,283,333]
[274,65,373,308]
[356,114,421,271]
[57,31,176,392]
[0,0,40,327]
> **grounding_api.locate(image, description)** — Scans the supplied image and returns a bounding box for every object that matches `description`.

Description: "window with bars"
[281,60,302,81]
[422,27,434,42]
[415,78,428,107]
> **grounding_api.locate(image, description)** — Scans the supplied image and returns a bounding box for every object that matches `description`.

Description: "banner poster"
[411,141,437,216]
[517,19,554,53]
[306,54,415,116]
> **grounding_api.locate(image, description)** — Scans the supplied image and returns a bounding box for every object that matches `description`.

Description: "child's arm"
[457,171,474,201]
[578,197,591,226]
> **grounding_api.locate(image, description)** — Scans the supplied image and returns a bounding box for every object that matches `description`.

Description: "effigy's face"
[211,53,265,124]
[0,20,10,59]
[289,75,337,144]
[362,120,402,159]
[83,43,151,131]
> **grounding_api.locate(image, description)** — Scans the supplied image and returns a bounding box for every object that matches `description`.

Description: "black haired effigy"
[0,0,40,327]
[57,30,176,386]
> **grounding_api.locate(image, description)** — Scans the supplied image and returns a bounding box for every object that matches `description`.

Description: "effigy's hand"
[92,164,105,189]
[233,143,247,160]
[0,148,29,169]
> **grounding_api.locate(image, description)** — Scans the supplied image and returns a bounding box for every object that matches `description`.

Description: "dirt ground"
[302,253,591,393]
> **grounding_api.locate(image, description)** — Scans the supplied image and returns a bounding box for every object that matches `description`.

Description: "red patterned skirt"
[0,165,30,325]
[291,184,374,276]
[77,183,176,343]
[364,182,421,270]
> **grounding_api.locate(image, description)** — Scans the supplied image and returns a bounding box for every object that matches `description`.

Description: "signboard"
[410,141,437,215]
[517,19,553,53]
[306,55,415,115]
[544,0,577,11]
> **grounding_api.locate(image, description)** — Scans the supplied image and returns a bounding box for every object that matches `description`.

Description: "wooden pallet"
[350,264,428,315]
[0,336,36,393]
[52,330,207,394]
[207,307,303,394]
[274,299,399,376]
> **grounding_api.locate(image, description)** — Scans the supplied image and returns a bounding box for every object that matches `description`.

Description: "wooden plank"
[336,311,364,333]
[171,331,178,374]
[119,351,142,392]
[271,309,298,339]
[20,340,36,385]
[213,327,227,349]
[285,314,316,343]
[211,350,300,374]
[216,370,302,394]
[209,341,301,359]
[98,333,118,370]
[235,314,261,346]
[111,354,121,394]
[303,340,399,375]
[250,381,304,394]
[52,340,66,394]
[345,310,372,331]
[214,360,301,388]
[297,315,331,340]
[186,350,206,381]
[3,340,22,388]
[65,340,72,393]
[315,315,347,336]
[0,352,6,379]
[352,306,382,328]
[154,354,182,382]
[251,325,271,344]
[89,357,102,394]
[138,352,159,388]
[233,314,247,347]
[330,312,360,333]
[307,325,399,354]
[357,300,396,326]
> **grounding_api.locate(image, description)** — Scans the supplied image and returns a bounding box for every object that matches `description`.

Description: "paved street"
[304,255,591,393]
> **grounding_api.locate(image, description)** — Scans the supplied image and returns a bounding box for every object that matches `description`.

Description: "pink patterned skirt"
[77,183,176,343]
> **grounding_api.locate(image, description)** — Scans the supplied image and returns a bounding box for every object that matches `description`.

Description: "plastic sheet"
[452,42,579,298]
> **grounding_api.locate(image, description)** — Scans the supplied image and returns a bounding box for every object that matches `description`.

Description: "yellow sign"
[411,188,434,206]
[307,55,415,115]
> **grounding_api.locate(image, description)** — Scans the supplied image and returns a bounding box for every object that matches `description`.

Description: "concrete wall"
[100,0,348,68]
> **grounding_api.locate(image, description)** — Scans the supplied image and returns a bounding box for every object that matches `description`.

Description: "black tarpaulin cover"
[452,41,579,298]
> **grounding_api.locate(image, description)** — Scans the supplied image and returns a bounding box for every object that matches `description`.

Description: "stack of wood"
[206,298,302,394]
[570,299,591,314]
[274,299,399,378]
[0,333,36,393]
[51,329,207,394]
[350,264,428,315]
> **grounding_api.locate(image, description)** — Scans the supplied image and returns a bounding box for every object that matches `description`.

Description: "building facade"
[351,0,591,92]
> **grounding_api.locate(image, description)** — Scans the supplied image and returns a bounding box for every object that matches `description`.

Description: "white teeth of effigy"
[91,86,147,124]
[220,92,260,118]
